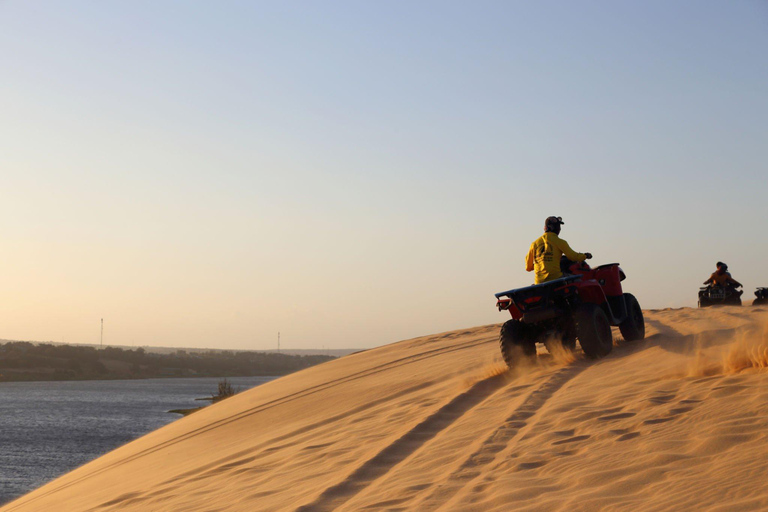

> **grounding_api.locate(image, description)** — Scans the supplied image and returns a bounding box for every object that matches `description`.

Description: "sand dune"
[4,306,768,512]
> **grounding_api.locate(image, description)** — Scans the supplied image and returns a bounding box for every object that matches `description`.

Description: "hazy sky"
[1,1,766,350]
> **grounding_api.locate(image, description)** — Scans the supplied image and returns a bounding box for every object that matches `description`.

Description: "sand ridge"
[4,307,768,511]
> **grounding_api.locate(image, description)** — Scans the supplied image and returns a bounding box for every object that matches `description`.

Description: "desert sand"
[4,305,768,512]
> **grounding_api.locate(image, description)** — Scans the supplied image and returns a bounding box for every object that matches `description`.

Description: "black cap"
[545,216,564,232]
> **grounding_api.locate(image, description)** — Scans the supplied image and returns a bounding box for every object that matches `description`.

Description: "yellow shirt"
[526,232,586,284]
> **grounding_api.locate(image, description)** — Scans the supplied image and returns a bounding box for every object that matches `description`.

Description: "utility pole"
[100,318,104,348]
[277,332,280,353]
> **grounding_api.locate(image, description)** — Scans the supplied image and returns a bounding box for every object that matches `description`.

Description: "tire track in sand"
[295,373,510,512]
[411,363,587,511]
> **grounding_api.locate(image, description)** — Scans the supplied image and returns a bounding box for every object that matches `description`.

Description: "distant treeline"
[0,342,336,382]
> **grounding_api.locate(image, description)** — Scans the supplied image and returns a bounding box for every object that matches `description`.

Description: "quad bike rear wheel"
[619,293,645,342]
[575,304,613,359]
[499,319,536,368]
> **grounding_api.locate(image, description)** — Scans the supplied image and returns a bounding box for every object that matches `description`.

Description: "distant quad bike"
[698,285,742,308]
[754,288,768,306]
[494,261,645,368]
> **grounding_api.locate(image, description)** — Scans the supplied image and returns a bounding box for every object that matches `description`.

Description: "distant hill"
[0,341,339,382]
[0,339,363,358]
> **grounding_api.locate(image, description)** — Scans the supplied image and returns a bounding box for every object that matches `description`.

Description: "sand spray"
[687,317,768,377]
[462,334,580,389]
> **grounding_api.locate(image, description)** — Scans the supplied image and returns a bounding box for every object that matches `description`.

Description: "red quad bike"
[494,261,645,368]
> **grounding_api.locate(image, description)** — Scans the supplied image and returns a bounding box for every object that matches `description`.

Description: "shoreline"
[0,371,294,384]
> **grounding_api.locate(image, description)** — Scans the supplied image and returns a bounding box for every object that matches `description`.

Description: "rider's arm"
[525,243,535,272]
[728,276,743,288]
[703,275,714,285]
[556,238,587,262]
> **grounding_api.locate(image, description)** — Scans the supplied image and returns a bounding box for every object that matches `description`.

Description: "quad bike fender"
[575,281,626,325]
[606,294,628,324]
[574,281,606,306]
[592,265,624,297]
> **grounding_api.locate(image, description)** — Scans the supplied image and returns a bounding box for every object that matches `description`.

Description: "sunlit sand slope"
[5,306,768,512]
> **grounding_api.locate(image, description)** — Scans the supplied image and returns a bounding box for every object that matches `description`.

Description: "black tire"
[754,298,768,306]
[618,293,645,342]
[698,297,710,308]
[499,319,536,368]
[575,304,613,359]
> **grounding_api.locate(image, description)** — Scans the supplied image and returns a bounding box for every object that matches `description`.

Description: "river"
[0,376,275,506]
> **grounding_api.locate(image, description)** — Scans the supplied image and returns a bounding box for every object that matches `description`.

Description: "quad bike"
[494,260,645,368]
[754,288,768,306]
[698,285,742,307]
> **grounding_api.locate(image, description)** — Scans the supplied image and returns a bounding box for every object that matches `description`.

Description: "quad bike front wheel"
[499,319,537,368]
[575,304,613,359]
[619,293,645,342]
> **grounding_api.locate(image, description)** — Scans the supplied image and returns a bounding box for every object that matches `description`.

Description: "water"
[0,376,274,505]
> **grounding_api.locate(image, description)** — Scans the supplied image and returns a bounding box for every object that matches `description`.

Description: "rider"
[526,216,592,284]
[703,262,743,292]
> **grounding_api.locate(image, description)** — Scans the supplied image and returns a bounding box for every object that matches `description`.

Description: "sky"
[1,1,766,350]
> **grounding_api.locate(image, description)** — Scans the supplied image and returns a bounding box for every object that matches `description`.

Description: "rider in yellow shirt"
[526,216,592,284]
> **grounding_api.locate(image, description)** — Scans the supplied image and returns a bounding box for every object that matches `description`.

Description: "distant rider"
[526,216,592,284]
[703,262,743,294]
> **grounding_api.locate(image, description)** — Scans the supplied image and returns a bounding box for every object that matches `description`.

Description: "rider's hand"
[584,252,592,259]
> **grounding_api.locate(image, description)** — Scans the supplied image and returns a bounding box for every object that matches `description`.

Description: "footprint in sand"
[648,393,676,405]
[644,417,674,425]
[518,460,547,470]
[552,435,591,446]
[711,384,749,397]
[644,400,698,425]
[303,442,335,451]
[598,412,636,421]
